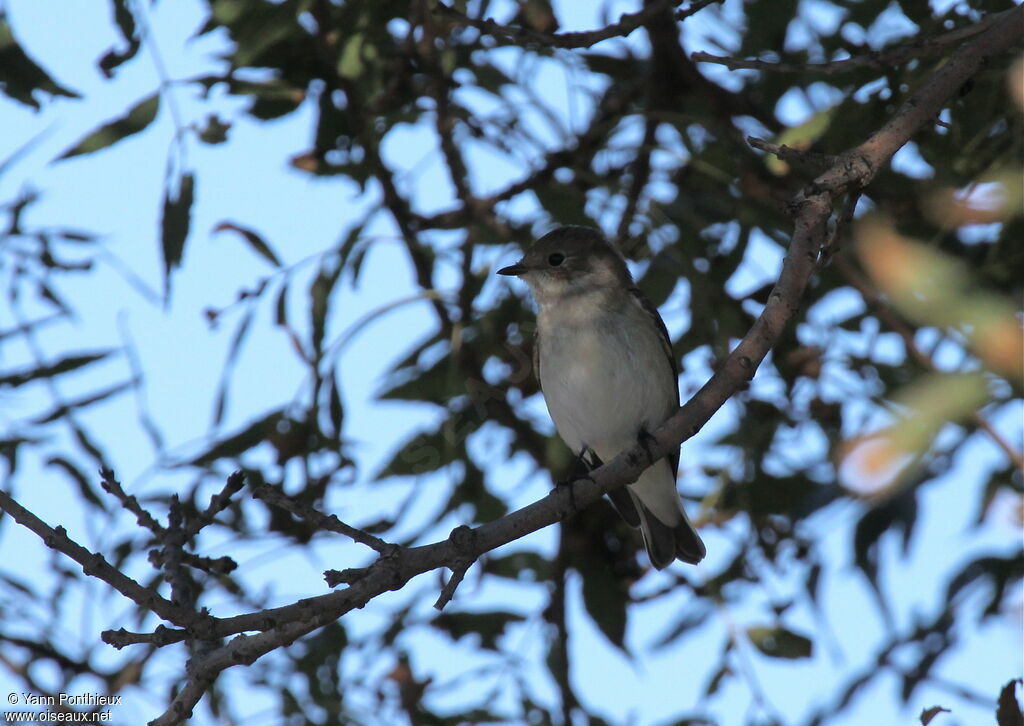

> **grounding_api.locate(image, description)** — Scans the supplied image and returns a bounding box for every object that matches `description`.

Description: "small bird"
[497,226,705,569]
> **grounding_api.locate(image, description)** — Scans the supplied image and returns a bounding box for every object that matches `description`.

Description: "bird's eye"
[548,252,565,267]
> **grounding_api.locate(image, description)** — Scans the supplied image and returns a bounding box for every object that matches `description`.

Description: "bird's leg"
[555,446,602,512]
[577,445,603,474]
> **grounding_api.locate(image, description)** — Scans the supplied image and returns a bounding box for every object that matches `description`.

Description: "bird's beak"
[496,261,527,276]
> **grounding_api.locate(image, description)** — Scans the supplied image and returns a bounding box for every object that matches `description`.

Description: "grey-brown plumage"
[498,226,705,568]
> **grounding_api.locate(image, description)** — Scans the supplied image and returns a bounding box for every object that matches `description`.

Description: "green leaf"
[946,553,1024,618]
[433,610,525,651]
[482,551,550,581]
[197,114,231,144]
[0,14,79,109]
[919,706,950,725]
[31,381,132,424]
[444,459,507,521]
[703,658,732,697]
[213,221,282,267]
[97,0,141,77]
[579,558,629,649]
[766,107,836,174]
[746,625,813,659]
[58,94,159,160]
[375,425,454,479]
[650,606,713,650]
[0,351,114,387]
[379,347,461,405]
[996,678,1023,726]
[309,255,342,359]
[45,456,104,507]
[184,409,286,468]
[212,305,256,425]
[274,279,289,327]
[532,181,591,226]
[161,171,195,296]
[337,32,365,79]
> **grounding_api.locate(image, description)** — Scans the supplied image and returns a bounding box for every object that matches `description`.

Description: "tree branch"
[251,480,394,554]
[8,8,1020,726]
[435,0,718,50]
[691,9,1013,74]
[0,488,196,628]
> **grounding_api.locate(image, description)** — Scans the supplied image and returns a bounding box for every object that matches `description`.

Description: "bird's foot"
[554,474,596,514]
[636,427,658,466]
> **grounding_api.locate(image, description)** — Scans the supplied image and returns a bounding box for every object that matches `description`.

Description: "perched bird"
[497,226,705,569]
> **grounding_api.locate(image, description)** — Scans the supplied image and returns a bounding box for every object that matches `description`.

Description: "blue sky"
[0,1,1020,724]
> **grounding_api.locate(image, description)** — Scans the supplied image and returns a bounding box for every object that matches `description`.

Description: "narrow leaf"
[213,221,282,267]
[97,0,141,77]
[0,15,79,108]
[919,706,950,725]
[996,678,1023,726]
[433,610,525,651]
[45,456,104,507]
[309,256,341,359]
[0,350,114,387]
[185,409,285,468]
[746,626,813,659]
[161,171,195,296]
[58,94,158,160]
[31,381,132,424]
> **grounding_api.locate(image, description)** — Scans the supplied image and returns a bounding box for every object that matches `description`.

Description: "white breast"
[537,292,676,465]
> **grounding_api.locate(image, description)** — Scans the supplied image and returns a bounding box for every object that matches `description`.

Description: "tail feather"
[593,448,705,569]
[635,497,706,569]
[606,486,641,527]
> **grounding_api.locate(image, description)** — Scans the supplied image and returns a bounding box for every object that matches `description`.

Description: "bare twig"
[181,469,245,540]
[103,625,188,650]
[435,0,718,50]
[747,136,837,173]
[99,467,165,537]
[432,525,477,610]
[0,488,193,627]
[250,481,394,554]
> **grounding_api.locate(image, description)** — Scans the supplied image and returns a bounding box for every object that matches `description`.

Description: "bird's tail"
[624,462,706,569]
[637,501,705,568]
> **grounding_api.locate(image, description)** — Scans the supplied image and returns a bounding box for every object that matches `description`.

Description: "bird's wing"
[532,330,542,394]
[627,286,680,478]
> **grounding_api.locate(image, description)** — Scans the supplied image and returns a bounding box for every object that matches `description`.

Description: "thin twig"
[182,470,245,540]
[99,467,165,537]
[747,136,836,173]
[435,0,719,50]
[103,625,188,650]
[691,9,1011,74]
[250,481,393,554]
[0,488,193,627]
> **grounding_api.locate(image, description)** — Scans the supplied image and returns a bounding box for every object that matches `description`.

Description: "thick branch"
[807,7,1023,196]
